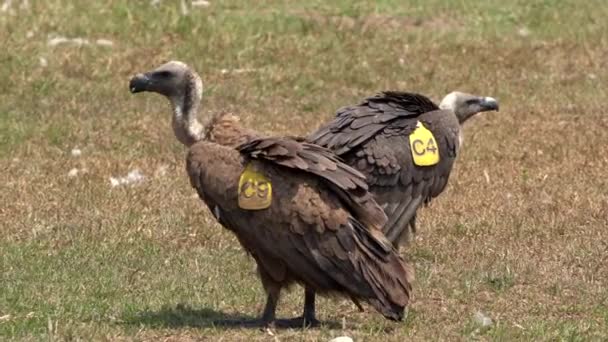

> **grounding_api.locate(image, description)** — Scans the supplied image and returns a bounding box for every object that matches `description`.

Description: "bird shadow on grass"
[121,303,342,330]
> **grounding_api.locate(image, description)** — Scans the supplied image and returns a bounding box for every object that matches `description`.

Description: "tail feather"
[349,218,414,320]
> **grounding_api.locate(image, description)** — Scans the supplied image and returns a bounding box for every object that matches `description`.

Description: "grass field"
[1,0,608,340]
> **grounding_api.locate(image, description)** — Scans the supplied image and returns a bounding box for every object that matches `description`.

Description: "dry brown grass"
[1,0,607,340]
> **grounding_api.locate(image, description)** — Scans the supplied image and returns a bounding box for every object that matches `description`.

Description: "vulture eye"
[157,71,172,78]
[465,99,478,105]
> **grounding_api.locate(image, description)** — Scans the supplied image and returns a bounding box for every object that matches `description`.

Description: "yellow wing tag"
[238,163,272,210]
[409,121,440,166]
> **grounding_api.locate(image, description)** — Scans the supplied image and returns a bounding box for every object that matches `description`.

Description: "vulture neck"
[170,73,206,147]
[454,110,476,125]
[167,71,258,148]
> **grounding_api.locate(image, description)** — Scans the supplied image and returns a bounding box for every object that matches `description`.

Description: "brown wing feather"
[237,137,388,231]
[309,92,460,247]
[204,112,262,147]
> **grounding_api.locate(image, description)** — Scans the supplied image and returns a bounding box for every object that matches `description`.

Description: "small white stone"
[126,169,144,182]
[71,37,90,46]
[67,168,79,177]
[110,177,119,187]
[329,337,353,342]
[192,0,210,7]
[96,39,114,47]
[39,57,48,68]
[48,36,90,47]
[517,27,531,37]
[71,148,81,157]
[110,169,145,187]
[48,36,69,46]
[233,68,256,74]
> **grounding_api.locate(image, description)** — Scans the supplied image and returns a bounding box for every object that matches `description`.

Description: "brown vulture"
[128,61,413,327]
[309,91,499,247]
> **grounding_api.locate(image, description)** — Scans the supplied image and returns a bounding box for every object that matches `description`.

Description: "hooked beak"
[480,97,499,112]
[129,73,151,94]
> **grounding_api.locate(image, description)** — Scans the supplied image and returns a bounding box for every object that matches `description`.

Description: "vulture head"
[129,61,205,147]
[439,91,499,124]
[129,60,203,104]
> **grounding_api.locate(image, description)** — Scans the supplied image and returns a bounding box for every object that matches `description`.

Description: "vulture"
[128,61,413,327]
[308,91,500,248]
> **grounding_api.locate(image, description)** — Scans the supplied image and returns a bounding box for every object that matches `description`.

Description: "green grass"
[1,0,608,340]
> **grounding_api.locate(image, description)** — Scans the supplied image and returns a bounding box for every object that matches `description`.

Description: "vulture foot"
[276,315,320,328]
[295,287,319,327]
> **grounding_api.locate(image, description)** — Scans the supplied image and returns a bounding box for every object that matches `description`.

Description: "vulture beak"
[480,97,499,112]
[129,73,151,94]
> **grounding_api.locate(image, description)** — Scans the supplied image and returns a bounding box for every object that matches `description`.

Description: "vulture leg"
[278,287,320,328]
[260,292,279,326]
[258,267,281,327]
[214,267,281,328]
[282,289,365,328]
[301,287,320,327]
[350,295,365,312]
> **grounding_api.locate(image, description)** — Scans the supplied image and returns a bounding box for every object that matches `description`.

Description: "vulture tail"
[384,196,423,247]
[349,218,414,320]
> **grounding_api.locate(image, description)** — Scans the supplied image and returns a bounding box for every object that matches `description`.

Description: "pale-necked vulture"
[128,61,413,327]
[308,91,499,247]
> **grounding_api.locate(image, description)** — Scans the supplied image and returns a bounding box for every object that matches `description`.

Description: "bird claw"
[259,321,277,333]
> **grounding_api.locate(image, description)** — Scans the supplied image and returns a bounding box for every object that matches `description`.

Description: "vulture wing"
[237,136,388,230]
[309,91,439,155]
[186,140,412,320]
[308,91,460,245]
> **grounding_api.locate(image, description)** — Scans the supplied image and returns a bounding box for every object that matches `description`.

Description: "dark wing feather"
[309,91,459,247]
[237,137,388,230]
[309,91,439,155]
